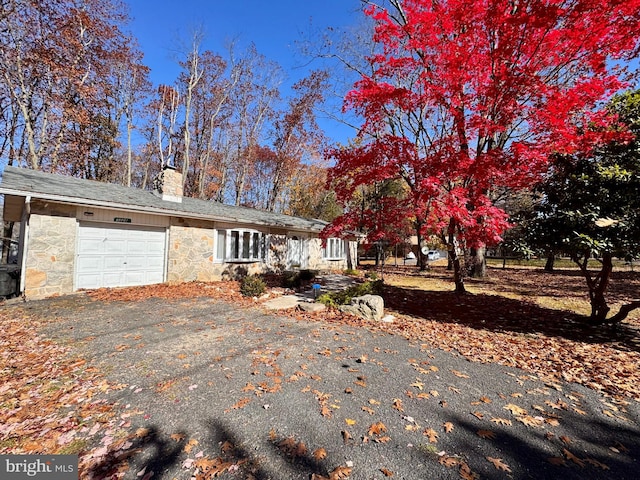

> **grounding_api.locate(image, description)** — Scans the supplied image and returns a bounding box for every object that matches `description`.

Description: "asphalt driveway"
[26,293,640,479]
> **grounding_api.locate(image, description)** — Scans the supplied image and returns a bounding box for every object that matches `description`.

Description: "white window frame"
[323,237,345,260]
[214,228,266,263]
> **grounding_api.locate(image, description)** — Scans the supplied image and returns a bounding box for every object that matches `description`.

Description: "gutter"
[0,187,325,234]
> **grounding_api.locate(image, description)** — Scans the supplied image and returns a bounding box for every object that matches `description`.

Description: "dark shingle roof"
[0,166,327,232]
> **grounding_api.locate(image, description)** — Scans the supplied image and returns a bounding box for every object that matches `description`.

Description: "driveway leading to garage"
[29,293,640,480]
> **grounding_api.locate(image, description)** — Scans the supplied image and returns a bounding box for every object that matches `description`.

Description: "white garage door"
[75,223,166,290]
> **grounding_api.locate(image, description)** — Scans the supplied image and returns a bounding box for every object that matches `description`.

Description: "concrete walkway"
[262,274,359,311]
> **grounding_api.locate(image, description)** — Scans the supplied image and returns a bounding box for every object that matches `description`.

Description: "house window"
[215,229,265,262]
[323,238,345,260]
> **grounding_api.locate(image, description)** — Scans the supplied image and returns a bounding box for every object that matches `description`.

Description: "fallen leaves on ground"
[378,267,640,402]
[486,457,512,472]
[5,269,640,479]
[423,428,439,443]
[87,281,246,304]
[477,429,497,440]
[0,308,131,477]
[90,269,640,402]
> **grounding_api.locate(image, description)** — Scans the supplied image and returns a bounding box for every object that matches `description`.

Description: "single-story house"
[0,165,357,299]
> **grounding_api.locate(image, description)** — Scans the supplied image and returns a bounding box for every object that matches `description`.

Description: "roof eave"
[0,187,323,233]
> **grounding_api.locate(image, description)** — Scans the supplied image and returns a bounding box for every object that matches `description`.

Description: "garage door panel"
[145,256,165,269]
[123,271,145,285]
[77,238,104,254]
[102,272,124,287]
[104,240,126,254]
[76,223,166,290]
[124,256,147,269]
[127,240,148,254]
[75,272,102,289]
[76,256,104,273]
[104,256,127,270]
[146,271,165,283]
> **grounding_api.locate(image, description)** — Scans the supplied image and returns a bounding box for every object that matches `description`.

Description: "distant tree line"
[0,0,339,218]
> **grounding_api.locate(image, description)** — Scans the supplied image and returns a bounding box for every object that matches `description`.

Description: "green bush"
[316,293,337,308]
[364,271,378,280]
[316,280,384,307]
[343,268,358,276]
[240,275,266,297]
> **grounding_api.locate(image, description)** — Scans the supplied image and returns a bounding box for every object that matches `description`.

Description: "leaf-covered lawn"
[368,266,640,401]
[0,308,125,459]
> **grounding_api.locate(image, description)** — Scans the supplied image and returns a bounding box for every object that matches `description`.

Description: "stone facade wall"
[167,219,216,282]
[25,213,77,299]
[267,234,288,271]
[307,238,357,271]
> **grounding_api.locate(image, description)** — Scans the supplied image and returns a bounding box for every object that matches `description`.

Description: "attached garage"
[75,223,166,289]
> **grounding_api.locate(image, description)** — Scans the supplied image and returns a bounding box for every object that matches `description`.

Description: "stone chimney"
[154,165,183,203]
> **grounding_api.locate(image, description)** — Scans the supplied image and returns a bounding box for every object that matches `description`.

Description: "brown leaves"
[490,417,512,426]
[504,403,528,416]
[88,281,245,303]
[184,439,199,454]
[193,456,233,478]
[562,448,585,467]
[224,397,250,413]
[312,466,353,480]
[368,422,388,436]
[486,457,512,472]
[0,308,130,461]
[423,428,438,443]
[277,436,308,458]
[367,422,391,443]
[312,448,327,460]
[329,466,352,479]
[382,270,640,402]
[477,429,497,440]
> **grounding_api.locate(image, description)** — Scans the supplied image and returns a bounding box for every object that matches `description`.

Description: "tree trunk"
[469,245,487,278]
[415,224,427,271]
[448,218,466,293]
[346,240,354,271]
[588,252,613,323]
[544,251,555,272]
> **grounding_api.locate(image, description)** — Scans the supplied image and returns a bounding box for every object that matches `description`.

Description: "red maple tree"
[326,0,640,292]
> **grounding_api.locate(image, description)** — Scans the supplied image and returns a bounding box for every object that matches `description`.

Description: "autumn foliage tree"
[0,0,146,178]
[326,0,640,292]
[521,90,640,324]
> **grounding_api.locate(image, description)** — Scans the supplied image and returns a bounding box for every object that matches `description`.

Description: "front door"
[287,235,308,269]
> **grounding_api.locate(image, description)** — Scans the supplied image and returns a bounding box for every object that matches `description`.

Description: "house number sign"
[113,217,132,223]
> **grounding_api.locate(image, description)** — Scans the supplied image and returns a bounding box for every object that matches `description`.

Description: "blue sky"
[127,0,366,144]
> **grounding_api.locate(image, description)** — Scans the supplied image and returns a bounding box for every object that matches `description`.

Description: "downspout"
[19,196,31,297]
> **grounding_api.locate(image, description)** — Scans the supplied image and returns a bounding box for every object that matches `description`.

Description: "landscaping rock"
[297,302,326,313]
[340,294,384,321]
[262,295,299,310]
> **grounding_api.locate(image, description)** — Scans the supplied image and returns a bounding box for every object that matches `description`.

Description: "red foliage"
[327,0,640,251]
